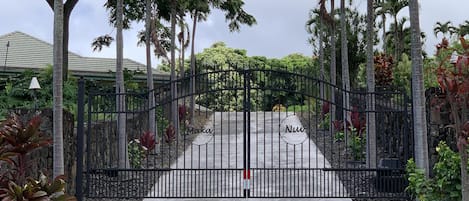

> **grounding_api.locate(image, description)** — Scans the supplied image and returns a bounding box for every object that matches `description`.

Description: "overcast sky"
[0,1,467,69]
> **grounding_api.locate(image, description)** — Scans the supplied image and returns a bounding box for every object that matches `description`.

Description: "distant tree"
[46,0,79,81]
[187,0,256,123]
[306,8,325,101]
[383,0,408,61]
[433,21,457,39]
[374,0,387,53]
[458,20,469,36]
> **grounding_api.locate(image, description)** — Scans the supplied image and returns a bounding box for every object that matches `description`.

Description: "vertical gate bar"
[76,77,85,201]
[403,92,410,160]
[247,69,252,197]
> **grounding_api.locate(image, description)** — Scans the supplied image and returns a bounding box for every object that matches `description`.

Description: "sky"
[0,1,467,69]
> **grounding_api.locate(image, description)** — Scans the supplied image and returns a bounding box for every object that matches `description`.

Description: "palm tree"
[384,0,408,61]
[433,21,457,39]
[366,0,376,168]
[306,9,326,88]
[46,0,78,81]
[408,0,428,178]
[116,0,128,168]
[329,0,337,129]
[145,0,157,151]
[340,0,351,124]
[170,0,179,136]
[374,0,387,53]
[178,18,190,77]
[188,6,208,124]
[52,0,64,178]
[459,20,469,36]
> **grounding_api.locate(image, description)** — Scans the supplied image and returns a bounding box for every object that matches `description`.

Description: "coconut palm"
[408,0,429,179]
[366,0,376,168]
[433,21,457,39]
[52,0,64,178]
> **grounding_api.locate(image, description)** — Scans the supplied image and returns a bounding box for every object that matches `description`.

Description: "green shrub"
[406,141,464,201]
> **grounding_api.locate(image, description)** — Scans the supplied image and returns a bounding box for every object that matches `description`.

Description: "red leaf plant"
[165,123,176,143]
[178,104,188,123]
[434,37,469,198]
[0,114,75,200]
[140,131,156,153]
[332,106,366,136]
[0,114,51,186]
[322,102,330,115]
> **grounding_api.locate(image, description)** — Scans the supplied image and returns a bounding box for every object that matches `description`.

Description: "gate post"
[76,77,85,201]
[242,68,252,197]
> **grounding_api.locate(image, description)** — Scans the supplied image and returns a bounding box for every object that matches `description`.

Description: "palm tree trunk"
[190,12,198,124]
[366,0,376,168]
[330,0,337,130]
[170,0,179,136]
[145,0,157,152]
[116,0,128,169]
[179,21,186,78]
[340,0,351,125]
[382,13,386,54]
[319,14,325,102]
[46,0,78,82]
[52,0,64,178]
[394,15,399,60]
[408,0,429,177]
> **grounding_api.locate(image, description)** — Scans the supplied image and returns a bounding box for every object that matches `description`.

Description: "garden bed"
[298,112,409,201]
[84,110,212,201]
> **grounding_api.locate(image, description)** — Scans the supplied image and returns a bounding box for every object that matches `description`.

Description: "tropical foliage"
[0,114,75,200]
[406,142,463,201]
[0,66,77,120]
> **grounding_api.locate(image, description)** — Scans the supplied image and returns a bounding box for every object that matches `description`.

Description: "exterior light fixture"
[29,77,41,111]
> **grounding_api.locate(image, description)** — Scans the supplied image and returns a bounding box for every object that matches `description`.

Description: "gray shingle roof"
[0,31,167,75]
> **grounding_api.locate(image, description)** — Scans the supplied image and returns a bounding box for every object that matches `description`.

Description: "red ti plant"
[435,37,469,199]
[322,102,330,116]
[140,131,156,154]
[178,105,188,123]
[165,123,176,143]
[0,114,75,200]
[332,106,366,136]
[0,114,51,185]
[350,106,366,136]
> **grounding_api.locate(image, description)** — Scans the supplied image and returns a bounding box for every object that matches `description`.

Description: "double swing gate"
[76,65,413,199]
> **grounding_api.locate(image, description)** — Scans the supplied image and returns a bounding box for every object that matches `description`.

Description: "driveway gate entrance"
[76,65,412,200]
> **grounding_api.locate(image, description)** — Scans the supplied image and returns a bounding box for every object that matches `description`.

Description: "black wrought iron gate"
[76,66,413,200]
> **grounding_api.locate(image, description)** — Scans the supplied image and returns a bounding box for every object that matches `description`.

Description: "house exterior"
[0,31,169,83]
